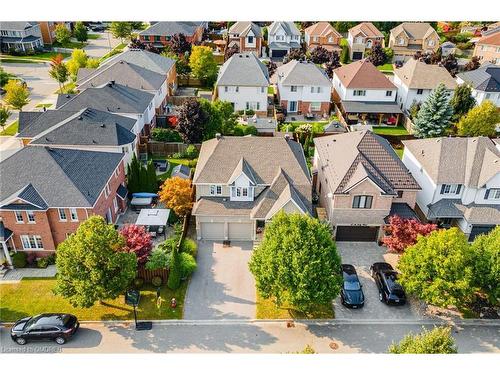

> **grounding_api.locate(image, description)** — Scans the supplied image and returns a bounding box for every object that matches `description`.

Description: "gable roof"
[229,22,262,37]
[305,22,341,38]
[277,60,332,87]
[0,147,123,208]
[390,22,437,40]
[457,64,500,92]
[100,49,175,75]
[333,59,396,89]
[348,22,383,38]
[268,21,300,36]
[476,29,500,46]
[216,53,269,86]
[55,94,76,109]
[0,22,37,31]
[139,22,205,36]
[314,130,420,195]
[227,157,258,185]
[394,59,457,90]
[403,137,500,187]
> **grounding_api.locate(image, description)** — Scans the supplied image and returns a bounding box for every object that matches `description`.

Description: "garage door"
[469,225,495,241]
[200,222,225,240]
[335,226,379,242]
[352,52,363,60]
[271,49,287,58]
[228,222,253,240]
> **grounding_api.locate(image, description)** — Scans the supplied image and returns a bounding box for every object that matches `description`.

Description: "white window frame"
[70,208,78,221]
[104,183,111,198]
[442,184,460,195]
[310,102,321,111]
[209,185,222,196]
[416,89,424,95]
[353,90,366,96]
[26,210,36,223]
[352,195,373,209]
[290,86,297,92]
[20,235,44,250]
[113,197,119,213]
[488,188,500,199]
[15,211,24,223]
[386,90,392,97]
[58,208,67,221]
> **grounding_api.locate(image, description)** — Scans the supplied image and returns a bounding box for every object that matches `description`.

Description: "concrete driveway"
[183,241,256,320]
[334,242,425,320]
[83,32,121,59]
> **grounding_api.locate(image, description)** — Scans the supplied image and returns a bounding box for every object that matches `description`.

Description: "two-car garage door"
[199,221,253,241]
[335,226,379,242]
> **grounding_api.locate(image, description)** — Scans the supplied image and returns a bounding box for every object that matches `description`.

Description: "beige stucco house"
[389,22,440,63]
[347,22,384,61]
[473,30,500,65]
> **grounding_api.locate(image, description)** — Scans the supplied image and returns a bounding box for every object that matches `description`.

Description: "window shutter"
[440,185,446,194]
[366,196,373,209]
[456,184,462,194]
[484,189,490,199]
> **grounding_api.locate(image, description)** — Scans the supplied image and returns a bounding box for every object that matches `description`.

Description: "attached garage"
[271,49,287,58]
[200,222,224,240]
[352,51,363,60]
[228,222,253,241]
[335,226,379,242]
[468,225,495,242]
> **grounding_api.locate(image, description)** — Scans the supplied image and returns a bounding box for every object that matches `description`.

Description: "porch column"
[1,242,12,267]
[378,114,383,125]
[396,113,400,125]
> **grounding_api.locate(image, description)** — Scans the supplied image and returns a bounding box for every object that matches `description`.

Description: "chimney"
[216,133,222,140]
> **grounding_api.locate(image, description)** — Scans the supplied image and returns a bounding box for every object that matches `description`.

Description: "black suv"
[11,313,79,345]
[370,262,407,305]
[340,264,365,308]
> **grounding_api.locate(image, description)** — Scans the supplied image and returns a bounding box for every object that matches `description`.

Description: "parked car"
[10,313,79,345]
[340,264,365,308]
[370,262,407,306]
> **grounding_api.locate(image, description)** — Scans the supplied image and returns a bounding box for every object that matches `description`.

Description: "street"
[1,320,499,354]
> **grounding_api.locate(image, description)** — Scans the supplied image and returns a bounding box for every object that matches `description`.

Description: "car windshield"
[344,281,361,291]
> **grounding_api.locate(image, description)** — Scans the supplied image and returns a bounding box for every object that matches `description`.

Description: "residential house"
[38,22,71,45]
[304,22,342,53]
[214,53,270,115]
[347,22,384,60]
[402,137,500,240]
[0,147,127,265]
[332,59,403,125]
[276,60,332,116]
[0,21,43,52]
[76,59,169,114]
[227,22,262,57]
[313,130,421,241]
[192,135,312,241]
[16,108,137,165]
[456,63,500,106]
[267,21,301,59]
[473,30,500,65]
[389,22,440,63]
[393,58,457,112]
[138,22,206,47]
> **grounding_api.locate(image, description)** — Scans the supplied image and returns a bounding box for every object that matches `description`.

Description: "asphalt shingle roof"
[269,21,301,37]
[394,59,457,90]
[216,53,269,86]
[334,59,396,89]
[139,22,205,36]
[101,49,175,75]
[277,60,332,87]
[390,22,437,40]
[229,22,262,37]
[457,64,500,92]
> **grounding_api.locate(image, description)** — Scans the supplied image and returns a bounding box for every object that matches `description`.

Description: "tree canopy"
[74,21,88,42]
[110,22,133,43]
[0,104,12,130]
[457,100,500,137]
[176,98,208,144]
[3,79,30,111]
[119,224,153,265]
[158,176,193,217]
[413,83,453,138]
[48,54,69,92]
[471,227,500,303]
[382,216,437,253]
[189,46,218,86]
[389,327,457,354]
[450,84,476,123]
[170,33,191,54]
[54,24,71,45]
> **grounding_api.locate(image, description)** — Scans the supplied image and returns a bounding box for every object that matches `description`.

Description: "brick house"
[389,22,440,63]
[227,22,263,57]
[304,22,342,53]
[38,22,71,45]
[0,147,127,266]
[138,22,206,48]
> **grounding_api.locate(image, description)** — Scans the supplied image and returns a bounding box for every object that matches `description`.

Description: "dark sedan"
[340,264,365,308]
[370,262,407,305]
[11,313,79,345]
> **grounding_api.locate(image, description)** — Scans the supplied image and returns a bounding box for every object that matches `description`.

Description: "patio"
[341,101,403,126]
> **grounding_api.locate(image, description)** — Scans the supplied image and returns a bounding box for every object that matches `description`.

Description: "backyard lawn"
[0,120,19,136]
[377,63,394,72]
[154,157,192,181]
[0,277,188,322]
[394,147,404,159]
[256,294,334,319]
[372,126,409,136]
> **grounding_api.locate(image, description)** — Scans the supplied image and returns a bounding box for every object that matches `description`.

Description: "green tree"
[55,24,71,45]
[146,160,158,193]
[0,67,11,88]
[389,327,457,354]
[200,98,222,140]
[110,22,133,43]
[213,100,237,135]
[126,153,141,193]
[189,46,218,86]
[86,58,100,69]
[74,21,88,42]
[0,105,11,131]
[334,21,359,33]
[471,227,500,303]
[249,212,343,311]
[66,49,88,78]
[413,83,454,138]
[457,100,500,137]
[139,164,149,191]
[3,79,30,111]
[48,54,69,93]
[398,228,476,308]
[450,84,476,122]
[54,216,137,308]
[340,44,349,64]
[167,246,181,290]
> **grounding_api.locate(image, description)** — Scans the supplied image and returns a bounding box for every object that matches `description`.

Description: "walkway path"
[0,265,56,283]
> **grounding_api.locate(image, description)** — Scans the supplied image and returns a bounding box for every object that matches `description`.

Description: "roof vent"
[100,123,106,128]
[78,115,83,120]
[108,80,115,87]
[66,95,71,98]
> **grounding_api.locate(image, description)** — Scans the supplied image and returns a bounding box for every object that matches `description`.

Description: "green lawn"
[256,294,334,319]
[53,40,86,49]
[377,63,394,72]
[1,52,70,62]
[35,103,53,109]
[372,126,409,136]
[153,157,191,181]
[0,277,188,322]
[394,147,404,159]
[100,43,127,62]
[55,81,76,94]
[0,120,19,136]
[0,58,38,64]
[87,33,101,40]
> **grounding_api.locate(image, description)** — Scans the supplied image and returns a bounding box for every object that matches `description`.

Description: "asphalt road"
[1,320,498,354]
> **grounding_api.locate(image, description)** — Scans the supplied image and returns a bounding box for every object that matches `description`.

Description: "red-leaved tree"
[119,224,153,265]
[382,216,437,253]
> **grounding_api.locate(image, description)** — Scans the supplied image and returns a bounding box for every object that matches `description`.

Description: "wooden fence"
[147,141,201,157]
[137,267,168,283]
[178,75,204,87]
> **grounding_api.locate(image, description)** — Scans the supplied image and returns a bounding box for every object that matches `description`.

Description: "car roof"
[341,264,357,274]
[31,313,71,326]
[372,262,394,271]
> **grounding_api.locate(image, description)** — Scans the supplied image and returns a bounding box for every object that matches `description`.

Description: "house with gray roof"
[402,136,500,240]
[227,22,263,57]
[192,135,312,241]
[313,130,421,241]
[277,60,332,116]
[215,53,270,115]
[0,147,127,265]
[267,21,301,60]
[139,22,206,47]
[0,21,43,52]
[456,63,500,107]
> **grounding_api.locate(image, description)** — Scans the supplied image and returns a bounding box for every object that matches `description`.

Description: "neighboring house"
[473,30,500,65]
[347,22,384,60]
[214,53,270,115]
[393,58,457,112]
[38,22,71,45]
[267,21,301,59]
[441,41,457,56]
[402,137,500,241]
[332,59,403,125]
[313,130,421,242]
[277,60,332,116]
[389,22,440,63]
[0,21,43,52]
[16,108,137,165]
[76,60,169,114]
[304,22,342,53]
[138,22,206,47]
[192,135,312,241]
[456,63,500,106]
[227,22,262,57]
[0,147,127,265]
[99,49,177,96]
[56,82,156,136]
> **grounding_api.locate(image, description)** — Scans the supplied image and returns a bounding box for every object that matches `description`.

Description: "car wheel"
[55,336,66,345]
[379,292,383,302]
[15,337,27,345]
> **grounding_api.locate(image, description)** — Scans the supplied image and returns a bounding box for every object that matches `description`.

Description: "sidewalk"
[0,265,56,283]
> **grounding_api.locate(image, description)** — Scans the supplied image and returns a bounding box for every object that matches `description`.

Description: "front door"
[288,101,297,112]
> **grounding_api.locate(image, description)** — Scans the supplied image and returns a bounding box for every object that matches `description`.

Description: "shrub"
[181,238,198,257]
[172,152,183,159]
[389,327,457,354]
[188,159,197,168]
[133,277,144,289]
[179,252,197,279]
[233,125,245,136]
[46,253,56,265]
[151,128,182,142]
[244,125,258,136]
[26,252,37,266]
[151,276,163,287]
[37,257,49,269]
[11,252,27,268]
[184,144,199,159]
